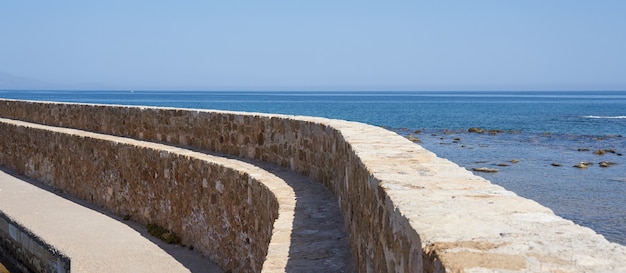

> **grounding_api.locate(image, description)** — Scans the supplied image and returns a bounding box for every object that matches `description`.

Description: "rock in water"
[468,127,485,133]
[599,161,617,168]
[472,167,499,173]
[594,149,607,155]
[405,135,421,143]
[574,162,593,169]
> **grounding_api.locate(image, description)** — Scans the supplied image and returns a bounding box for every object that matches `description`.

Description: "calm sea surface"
[1,90,625,245]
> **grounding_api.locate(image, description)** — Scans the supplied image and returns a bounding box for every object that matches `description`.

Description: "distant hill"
[0,71,56,90]
[0,71,121,91]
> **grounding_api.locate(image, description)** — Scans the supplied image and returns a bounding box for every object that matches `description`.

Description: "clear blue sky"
[1,1,625,91]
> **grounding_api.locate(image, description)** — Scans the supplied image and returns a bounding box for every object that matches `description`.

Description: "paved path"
[0,167,224,272]
[241,160,355,272]
[0,120,354,272]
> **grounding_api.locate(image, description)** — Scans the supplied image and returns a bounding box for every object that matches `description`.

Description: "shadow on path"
[242,160,355,273]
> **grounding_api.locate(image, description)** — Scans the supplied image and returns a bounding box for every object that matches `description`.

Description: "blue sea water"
[1,90,625,245]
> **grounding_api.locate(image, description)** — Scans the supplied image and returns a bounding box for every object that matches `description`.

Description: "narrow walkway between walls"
[0,118,355,272]
[234,158,355,272]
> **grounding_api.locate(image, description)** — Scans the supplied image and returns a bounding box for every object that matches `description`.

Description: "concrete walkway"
[0,167,222,273]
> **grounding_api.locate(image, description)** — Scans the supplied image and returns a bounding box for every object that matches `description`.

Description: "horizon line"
[2,89,626,93]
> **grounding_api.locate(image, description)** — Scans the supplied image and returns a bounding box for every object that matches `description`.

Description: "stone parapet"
[0,118,295,272]
[1,99,626,272]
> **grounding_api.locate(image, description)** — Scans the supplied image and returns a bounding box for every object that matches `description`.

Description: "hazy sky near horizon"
[1,1,625,91]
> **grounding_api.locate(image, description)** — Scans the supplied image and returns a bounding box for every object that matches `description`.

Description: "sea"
[1,90,625,246]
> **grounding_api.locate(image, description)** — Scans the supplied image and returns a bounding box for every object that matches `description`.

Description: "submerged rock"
[551,163,562,167]
[406,135,421,143]
[594,149,617,155]
[472,167,499,173]
[599,161,617,168]
[468,127,485,133]
[574,162,593,169]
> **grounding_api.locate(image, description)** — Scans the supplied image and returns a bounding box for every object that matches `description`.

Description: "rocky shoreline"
[396,126,626,246]
[401,127,622,172]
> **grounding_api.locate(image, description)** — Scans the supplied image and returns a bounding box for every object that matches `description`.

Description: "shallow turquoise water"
[1,90,624,245]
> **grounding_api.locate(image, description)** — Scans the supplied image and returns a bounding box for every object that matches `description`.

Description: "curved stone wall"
[0,100,423,271]
[0,118,292,272]
[1,99,626,272]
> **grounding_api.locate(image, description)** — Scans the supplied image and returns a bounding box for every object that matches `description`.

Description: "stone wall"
[0,100,423,271]
[1,99,626,272]
[0,118,283,272]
